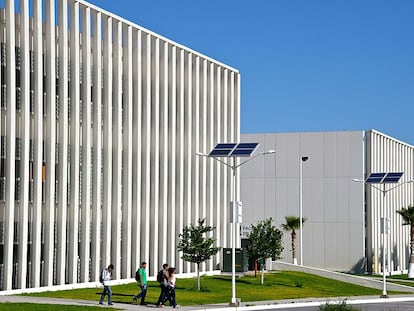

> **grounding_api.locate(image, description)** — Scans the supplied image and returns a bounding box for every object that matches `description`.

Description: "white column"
[141,33,152,265]
[57,0,69,285]
[184,52,192,273]
[215,66,222,255]
[150,37,160,275]
[31,0,43,289]
[176,48,185,271]
[4,0,16,290]
[102,16,113,267]
[168,46,177,265]
[111,20,122,279]
[121,24,133,278]
[81,5,92,283]
[234,72,241,248]
[159,40,169,266]
[131,29,142,271]
[208,62,215,266]
[193,56,200,225]
[222,69,228,245]
[18,0,30,289]
[91,10,102,282]
[201,59,209,270]
[68,0,80,285]
[43,0,57,287]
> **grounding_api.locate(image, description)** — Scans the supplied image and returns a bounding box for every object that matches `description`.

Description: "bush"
[294,279,303,288]
[319,300,360,311]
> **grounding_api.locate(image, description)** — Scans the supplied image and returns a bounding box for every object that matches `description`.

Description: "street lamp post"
[299,156,308,266]
[353,175,414,298]
[196,147,275,306]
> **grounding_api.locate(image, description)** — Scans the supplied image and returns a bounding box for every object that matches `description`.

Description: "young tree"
[177,218,221,290]
[396,205,414,278]
[281,215,307,265]
[246,218,283,284]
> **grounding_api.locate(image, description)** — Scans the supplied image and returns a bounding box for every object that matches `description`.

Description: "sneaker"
[157,304,164,308]
[108,302,113,305]
[140,302,148,306]
[99,302,103,305]
[173,305,180,309]
[132,298,137,304]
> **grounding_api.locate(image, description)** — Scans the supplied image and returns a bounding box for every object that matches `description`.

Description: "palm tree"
[396,205,414,278]
[281,215,307,265]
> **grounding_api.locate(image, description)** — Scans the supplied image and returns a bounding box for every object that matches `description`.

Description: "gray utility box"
[222,248,248,272]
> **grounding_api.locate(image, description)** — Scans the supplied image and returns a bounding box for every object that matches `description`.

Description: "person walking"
[166,267,179,308]
[99,264,114,305]
[156,263,169,307]
[133,261,148,305]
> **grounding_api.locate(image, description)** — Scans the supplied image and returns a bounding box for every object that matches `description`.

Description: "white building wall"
[0,0,239,290]
[366,130,414,274]
[241,130,414,274]
[240,131,366,271]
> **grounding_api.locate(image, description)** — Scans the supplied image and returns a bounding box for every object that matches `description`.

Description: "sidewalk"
[2,294,414,311]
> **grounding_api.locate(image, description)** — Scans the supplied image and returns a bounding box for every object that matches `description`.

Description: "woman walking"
[165,267,179,308]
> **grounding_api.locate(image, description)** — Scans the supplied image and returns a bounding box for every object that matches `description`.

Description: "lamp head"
[301,156,309,161]
[352,178,364,182]
[264,149,276,155]
[196,152,208,157]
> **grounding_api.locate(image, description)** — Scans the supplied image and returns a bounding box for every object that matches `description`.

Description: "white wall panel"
[241,131,366,271]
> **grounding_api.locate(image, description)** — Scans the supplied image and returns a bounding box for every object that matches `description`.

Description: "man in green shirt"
[133,261,147,305]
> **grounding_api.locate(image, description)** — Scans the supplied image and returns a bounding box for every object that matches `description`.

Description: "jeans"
[133,284,147,303]
[99,285,112,304]
[157,283,167,305]
[166,286,177,307]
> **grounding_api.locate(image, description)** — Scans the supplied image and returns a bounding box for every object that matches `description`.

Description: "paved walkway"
[2,294,414,311]
[2,265,414,310]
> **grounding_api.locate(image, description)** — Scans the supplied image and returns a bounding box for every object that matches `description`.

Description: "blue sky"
[88,0,414,145]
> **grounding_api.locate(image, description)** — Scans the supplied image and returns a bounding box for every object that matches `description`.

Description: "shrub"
[319,300,360,311]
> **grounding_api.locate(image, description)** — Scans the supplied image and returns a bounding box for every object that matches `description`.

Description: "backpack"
[99,269,104,283]
[157,269,164,283]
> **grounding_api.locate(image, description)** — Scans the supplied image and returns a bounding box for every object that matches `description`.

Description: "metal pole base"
[229,299,240,307]
[380,294,389,298]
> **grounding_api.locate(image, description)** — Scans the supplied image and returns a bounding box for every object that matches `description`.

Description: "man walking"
[99,264,114,305]
[133,261,148,305]
[156,263,169,307]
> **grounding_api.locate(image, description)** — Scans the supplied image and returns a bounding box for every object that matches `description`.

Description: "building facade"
[240,130,414,274]
[0,0,240,290]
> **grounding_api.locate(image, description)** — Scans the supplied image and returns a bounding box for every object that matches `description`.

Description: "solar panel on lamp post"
[196,143,275,306]
[353,173,414,298]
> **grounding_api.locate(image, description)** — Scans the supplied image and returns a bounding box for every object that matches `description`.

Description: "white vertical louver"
[366,130,414,274]
[0,0,239,290]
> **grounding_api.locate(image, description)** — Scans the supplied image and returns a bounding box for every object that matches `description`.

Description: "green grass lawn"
[21,271,404,307]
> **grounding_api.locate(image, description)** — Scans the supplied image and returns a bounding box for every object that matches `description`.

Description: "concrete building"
[0,0,239,290]
[240,130,414,274]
